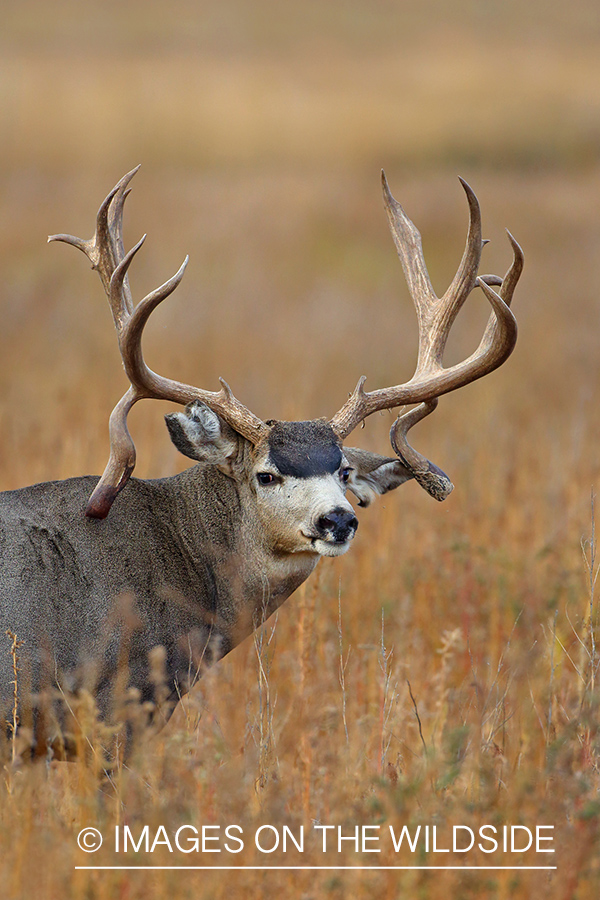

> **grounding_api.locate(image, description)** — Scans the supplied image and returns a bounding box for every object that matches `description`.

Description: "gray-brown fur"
[0,406,414,751]
[0,468,244,723]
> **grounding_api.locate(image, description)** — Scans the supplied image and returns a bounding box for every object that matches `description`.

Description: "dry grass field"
[1,2,600,898]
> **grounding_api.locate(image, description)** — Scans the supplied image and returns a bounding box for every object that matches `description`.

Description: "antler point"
[505,229,523,254]
[219,377,233,398]
[381,170,395,206]
[458,176,478,201]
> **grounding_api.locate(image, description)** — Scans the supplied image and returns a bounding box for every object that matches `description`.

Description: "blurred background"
[2,2,600,896]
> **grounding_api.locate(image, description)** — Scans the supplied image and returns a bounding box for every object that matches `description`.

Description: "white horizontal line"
[75,866,557,871]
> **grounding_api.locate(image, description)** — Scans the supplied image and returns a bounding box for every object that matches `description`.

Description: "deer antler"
[49,167,267,518]
[330,173,522,498]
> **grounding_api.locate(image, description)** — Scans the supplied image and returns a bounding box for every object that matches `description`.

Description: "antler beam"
[49,167,267,519]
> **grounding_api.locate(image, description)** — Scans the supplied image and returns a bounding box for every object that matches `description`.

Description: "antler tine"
[390,400,454,501]
[426,178,484,368]
[381,170,436,310]
[114,256,267,438]
[51,168,268,519]
[470,231,524,363]
[108,233,147,334]
[330,174,521,459]
[49,166,141,330]
[85,389,137,518]
[480,230,523,310]
[118,254,189,393]
[381,174,482,375]
[49,166,139,281]
[98,171,139,318]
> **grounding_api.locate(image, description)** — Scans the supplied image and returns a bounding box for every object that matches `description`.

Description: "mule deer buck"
[0,168,522,754]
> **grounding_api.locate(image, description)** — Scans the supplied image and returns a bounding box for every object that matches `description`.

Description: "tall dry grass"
[1,1,600,897]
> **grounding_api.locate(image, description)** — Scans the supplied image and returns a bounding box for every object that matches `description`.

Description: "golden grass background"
[1,1,600,897]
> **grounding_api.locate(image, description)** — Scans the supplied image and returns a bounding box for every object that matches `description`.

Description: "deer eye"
[340,467,352,483]
[257,472,279,486]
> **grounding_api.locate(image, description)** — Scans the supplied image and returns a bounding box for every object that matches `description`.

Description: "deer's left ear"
[165,400,239,475]
[343,447,414,507]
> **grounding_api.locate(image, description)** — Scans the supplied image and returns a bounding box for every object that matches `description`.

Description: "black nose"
[316,508,359,543]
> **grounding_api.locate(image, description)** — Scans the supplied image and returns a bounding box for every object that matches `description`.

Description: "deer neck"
[167,464,320,645]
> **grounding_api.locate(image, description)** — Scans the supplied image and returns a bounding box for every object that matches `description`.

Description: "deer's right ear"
[343,447,414,507]
[165,401,238,472]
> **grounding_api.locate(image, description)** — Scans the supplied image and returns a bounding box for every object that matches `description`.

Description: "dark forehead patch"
[267,420,343,478]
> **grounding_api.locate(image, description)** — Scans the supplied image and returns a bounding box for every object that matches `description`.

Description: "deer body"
[0,467,317,716]
[0,412,411,735]
[0,169,522,752]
